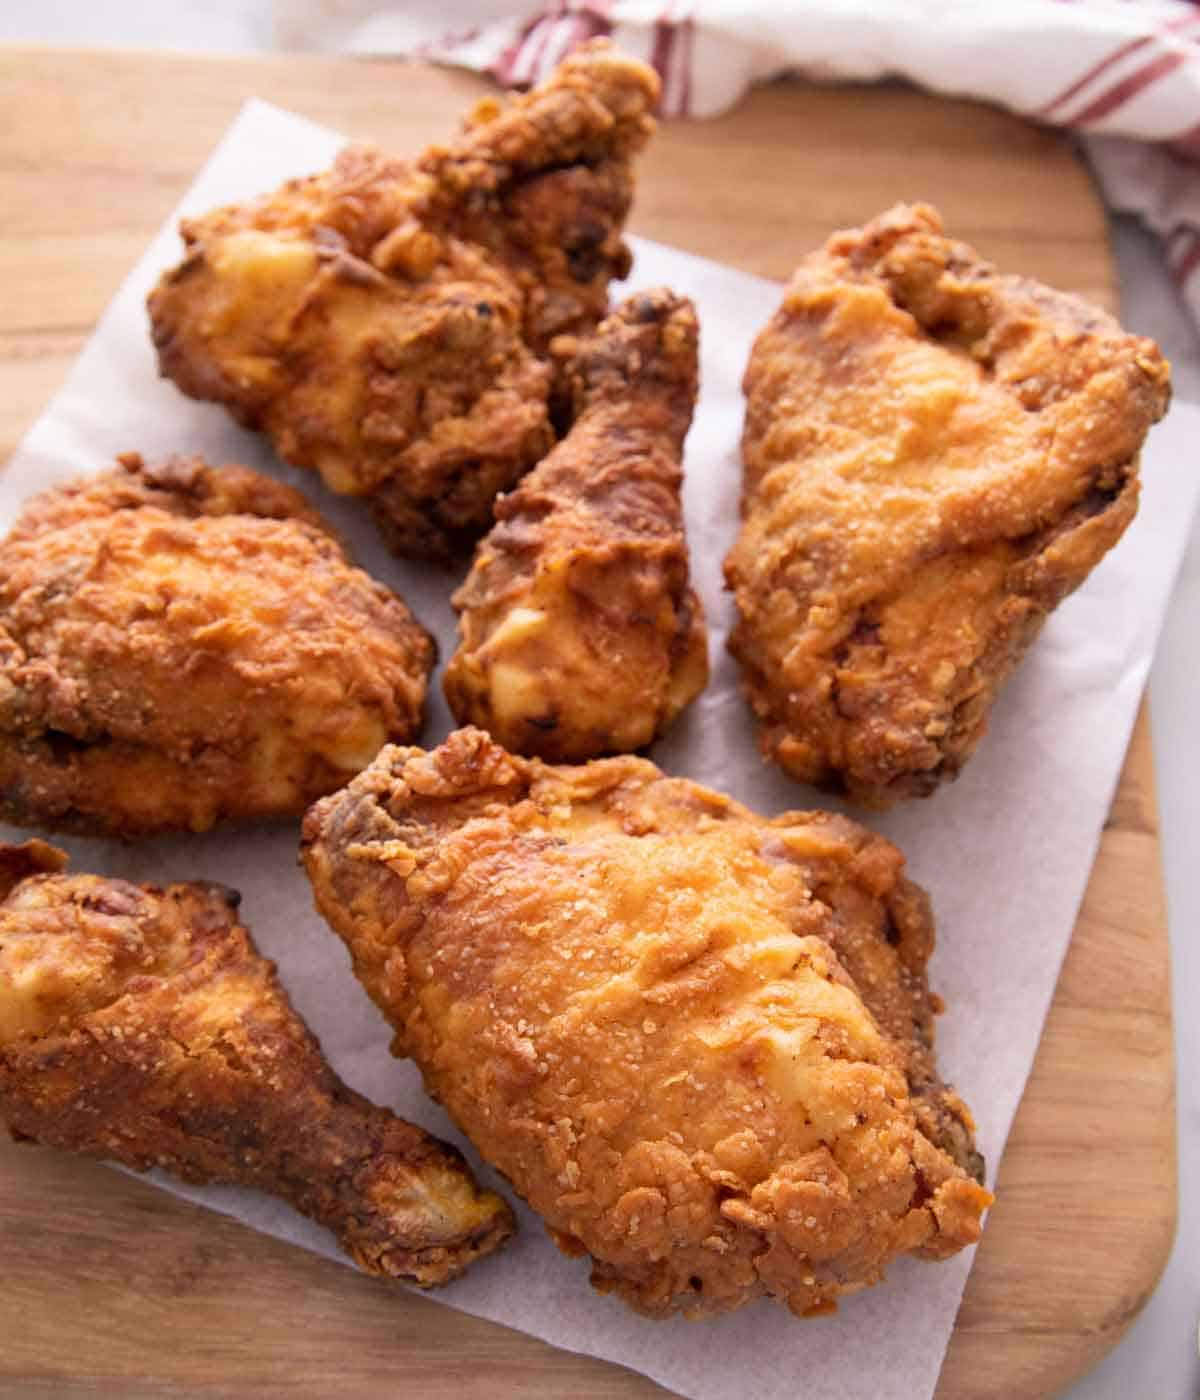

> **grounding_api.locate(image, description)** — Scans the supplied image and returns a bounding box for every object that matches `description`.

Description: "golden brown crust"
[417,43,658,350]
[0,838,66,902]
[725,203,1172,806]
[147,43,660,561]
[443,289,708,758]
[302,728,990,1320]
[0,841,514,1285]
[0,454,434,837]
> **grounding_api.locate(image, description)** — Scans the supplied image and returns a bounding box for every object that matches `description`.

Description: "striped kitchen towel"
[276,0,1200,327]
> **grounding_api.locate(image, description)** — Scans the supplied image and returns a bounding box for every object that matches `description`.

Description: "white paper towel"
[2,98,1197,1400]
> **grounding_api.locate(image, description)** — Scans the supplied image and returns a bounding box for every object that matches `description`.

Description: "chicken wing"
[0,839,513,1286]
[0,453,433,837]
[725,204,1171,806]
[302,727,990,1320]
[148,43,660,559]
[443,289,708,759]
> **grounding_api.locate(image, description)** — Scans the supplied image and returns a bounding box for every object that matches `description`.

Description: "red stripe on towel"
[1170,229,1200,285]
[1070,49,1190,125]
[1037,11,1198,119]
[1037,34,1157,117]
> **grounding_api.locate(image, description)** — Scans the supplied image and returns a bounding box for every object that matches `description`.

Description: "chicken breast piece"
[0,454,433,837]
[725,203,1171,806]
[148,43,660,560]
[0,839,513,1286]
[443,289,708,759]
[302,727,990,1320]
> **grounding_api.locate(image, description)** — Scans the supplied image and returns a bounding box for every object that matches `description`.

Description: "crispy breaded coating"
[443,289,708,759]
[725,203,1171,806]
[0,454,433,837]
[0,840,514,1286]
[302,728,990,1320]
[417,45,659,352]
[148,43,660,559]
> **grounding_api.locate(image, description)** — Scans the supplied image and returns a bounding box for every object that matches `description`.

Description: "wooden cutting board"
[0,47,1176,1400]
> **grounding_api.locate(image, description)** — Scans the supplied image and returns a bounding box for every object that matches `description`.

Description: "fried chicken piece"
[725,203,1172,806]
[148,43,660,559]
[416,46,658,353]
[302,727,990,1320]
[443,289,708,759]
[0,840,513,1286]
[0,453,433,837]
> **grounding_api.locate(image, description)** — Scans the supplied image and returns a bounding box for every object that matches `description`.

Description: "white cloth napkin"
[2,97,1197,1400]
[274,0,1200,329]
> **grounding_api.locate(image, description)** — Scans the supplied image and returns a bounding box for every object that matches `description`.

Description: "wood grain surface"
[0,47,1176,1400]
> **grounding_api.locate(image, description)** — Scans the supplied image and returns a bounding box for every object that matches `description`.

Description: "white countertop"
[2,6,1197,1396]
